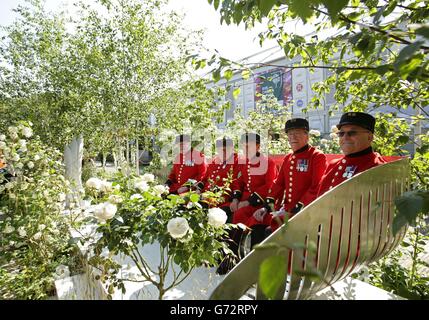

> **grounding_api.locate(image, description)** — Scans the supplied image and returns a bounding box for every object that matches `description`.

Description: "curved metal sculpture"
[210,158,410,300]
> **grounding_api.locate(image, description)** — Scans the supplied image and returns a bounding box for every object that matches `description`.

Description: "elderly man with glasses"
[317,112,386,197]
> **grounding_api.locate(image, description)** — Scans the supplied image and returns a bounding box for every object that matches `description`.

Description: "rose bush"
[79,170,234,299]
[0,121,82,299]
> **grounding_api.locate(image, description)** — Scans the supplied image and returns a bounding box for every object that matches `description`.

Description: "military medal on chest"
[296,159,309,172]
[184,160,195,166]
[343,165,357,179]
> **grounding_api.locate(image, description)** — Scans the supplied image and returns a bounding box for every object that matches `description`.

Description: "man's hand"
[177,186,189,194]
[230,199,239,212]
[253,207,267,222]
[238,200,249,209]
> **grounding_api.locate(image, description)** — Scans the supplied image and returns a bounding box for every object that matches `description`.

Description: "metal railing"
[210,158,410,300]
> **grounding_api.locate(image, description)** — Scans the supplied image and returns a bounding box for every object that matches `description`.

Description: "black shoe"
[250,224,269,249]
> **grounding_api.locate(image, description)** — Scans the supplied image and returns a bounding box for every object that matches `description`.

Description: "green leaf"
[241,69,251,80]
[289,0,315,22]
[375,64,391,75]
[232,87,241,100]
[415,25,429,39]
[189,193,200,203]
[394,41,424,69]
[393,191,429,235]
[233,8,243,24]
[224,69,233,81]
[322,0,349,20]
[373,5,386,25]
[212,68,221,82]
[393,213,408,236]
[213,0,220,11]
[258,0,277,17]
[258,256,287,299]
[397,135,409,145]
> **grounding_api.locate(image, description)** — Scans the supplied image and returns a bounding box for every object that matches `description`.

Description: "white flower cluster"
[309,129,321,137]
[94,202,117,222]
[167,217,190,239]
[207,208,227,228]
[85,177,114,193]
[133,173,155,192]
[152,184,169,196]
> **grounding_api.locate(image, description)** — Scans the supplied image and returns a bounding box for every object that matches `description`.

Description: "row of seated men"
[165,112,386,273]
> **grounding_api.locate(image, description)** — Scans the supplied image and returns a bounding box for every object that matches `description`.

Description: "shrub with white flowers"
[0,121,80,299]
[82,170,234,299]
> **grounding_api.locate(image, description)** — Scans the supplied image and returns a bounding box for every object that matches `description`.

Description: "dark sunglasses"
[336,130,370,137]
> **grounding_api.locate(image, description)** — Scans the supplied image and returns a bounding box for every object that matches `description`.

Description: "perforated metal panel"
[210,158,410,300]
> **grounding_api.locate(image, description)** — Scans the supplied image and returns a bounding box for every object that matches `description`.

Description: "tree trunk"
[64,136,84,208]
[102,152,107,171]
[136,137,140,176]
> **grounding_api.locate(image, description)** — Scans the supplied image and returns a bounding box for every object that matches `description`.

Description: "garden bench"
[210,156,409,300]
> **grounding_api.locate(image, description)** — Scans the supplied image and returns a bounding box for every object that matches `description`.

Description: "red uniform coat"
[166,149,207,194]
[317,147,386,197]
[267,145,327,231]
[231,154,278,227]
[195,153,239,206]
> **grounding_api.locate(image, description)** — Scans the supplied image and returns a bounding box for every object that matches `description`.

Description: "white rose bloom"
[12,154,20,162]
[18,226,27,237]
[38,224,46,231]
[34,154,41,161]
[0,210,5,215]
[134,180,149,192]
[33,232,42,240]
[8,126,18,134]
[152,184,169,196]
[16,163,23,169]
[0,141,6,149]
[94,202,117,222]
[331,125,339,133]
[100,180,113,193]
[167,217,190,239]
[330,132,338,139]
[141,173,155,183]
[130,193,143,201]
[4,225,15,234]
[320,139,328,145]
[207,208,228,228]
[108,194,123,204]
[27,161,35,169]
[22,127,33,138]
[0,134,5,141]
[309,129,321,137]
[18,139,26,147]
[54,265,70,280]
[86,177,102,190]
